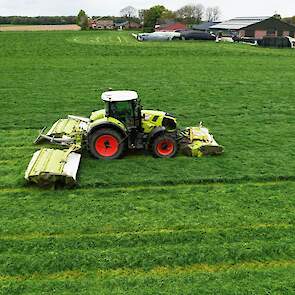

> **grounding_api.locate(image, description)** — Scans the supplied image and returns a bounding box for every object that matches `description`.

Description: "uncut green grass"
[1,182,295,294]
[1,30,295,294]
[1,30,295,187]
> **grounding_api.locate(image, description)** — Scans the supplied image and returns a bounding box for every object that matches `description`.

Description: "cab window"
[110,101,134,124]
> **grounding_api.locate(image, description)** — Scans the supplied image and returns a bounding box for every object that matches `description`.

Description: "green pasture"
[1,30,295,294]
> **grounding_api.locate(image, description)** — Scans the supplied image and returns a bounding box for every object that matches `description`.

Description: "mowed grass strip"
[0,222,293,242]
[1,181,294,235]
[1,259,295,281]
[1,261,295,294]
[1,225,295,275]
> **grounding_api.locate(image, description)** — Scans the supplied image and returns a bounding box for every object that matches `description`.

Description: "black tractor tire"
[152,135,178,158]
[88,128,125,160]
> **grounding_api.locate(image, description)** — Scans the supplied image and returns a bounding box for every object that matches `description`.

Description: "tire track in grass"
[79,175,295,190]
[0,259,295,282]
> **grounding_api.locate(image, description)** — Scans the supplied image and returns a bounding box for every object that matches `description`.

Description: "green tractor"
[25,90,223,186]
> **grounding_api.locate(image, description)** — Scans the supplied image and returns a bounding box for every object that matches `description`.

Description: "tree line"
[283,16,295,25]
[77,4,222,31]
[1,5,295,31]
[0,16,76,25]
[127,5,295,32]
[140,4,221,32]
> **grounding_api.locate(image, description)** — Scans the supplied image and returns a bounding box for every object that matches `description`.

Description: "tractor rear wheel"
[89,128,125,160]
[152,135,178,158]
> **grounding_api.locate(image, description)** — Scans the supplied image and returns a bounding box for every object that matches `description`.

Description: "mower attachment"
[25,146,81,187]
[181,124,224,157]
[25,115,88,187]
[35,115,89,146]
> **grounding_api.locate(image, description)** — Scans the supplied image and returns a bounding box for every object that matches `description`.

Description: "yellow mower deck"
[181,126,224,157]
[25,147,81,187]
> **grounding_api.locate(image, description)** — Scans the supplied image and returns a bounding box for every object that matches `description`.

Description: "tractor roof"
[101,91,138,102]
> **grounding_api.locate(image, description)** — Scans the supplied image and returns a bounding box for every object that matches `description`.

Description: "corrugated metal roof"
[192,21,221,31]
[210,16,270,30]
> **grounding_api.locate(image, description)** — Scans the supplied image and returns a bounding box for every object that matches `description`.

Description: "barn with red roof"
[155,22,187,32]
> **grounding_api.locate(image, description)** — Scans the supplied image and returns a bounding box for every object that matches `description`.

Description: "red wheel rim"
[156,140,174,156]
[95,135,119,157]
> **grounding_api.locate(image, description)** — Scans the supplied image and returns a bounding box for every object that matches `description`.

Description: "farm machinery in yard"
[25,90,224,186]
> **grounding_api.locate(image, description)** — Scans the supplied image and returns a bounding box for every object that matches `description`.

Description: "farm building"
[90,19,114,30]
[210,16,295,39]
[114,21,141,30]
[155,21,187,32]
[90,19,140,30]
[192,21,221,32]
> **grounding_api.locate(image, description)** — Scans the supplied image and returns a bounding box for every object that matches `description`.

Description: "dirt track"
[0,24,80,31]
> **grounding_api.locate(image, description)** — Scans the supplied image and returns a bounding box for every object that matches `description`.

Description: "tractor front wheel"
[152,135,178,158]
[89,128,125,160]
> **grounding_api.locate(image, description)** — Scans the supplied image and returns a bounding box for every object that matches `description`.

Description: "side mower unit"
[25,148,81,187]
[25,90,224,186]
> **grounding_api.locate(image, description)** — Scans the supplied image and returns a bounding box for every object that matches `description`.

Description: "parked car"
[179,30,216,41]
[133,32,181,41]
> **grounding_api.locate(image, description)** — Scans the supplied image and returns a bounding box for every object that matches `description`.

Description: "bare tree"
[120,6,137,28]
[138,9,145,24]
[176,4,204,24]
[212,7,221,21]
[194,4,205,23]
[120,6,137,19]
[176,5,192,19]
[206,6,221,22]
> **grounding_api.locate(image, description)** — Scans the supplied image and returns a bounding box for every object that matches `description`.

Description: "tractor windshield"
[109,101,134,126]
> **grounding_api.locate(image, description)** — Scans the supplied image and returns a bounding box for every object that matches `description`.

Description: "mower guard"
[35,115,89,146]
[25,115,87,187]
[181,125,224,157]
[25,146,81,186]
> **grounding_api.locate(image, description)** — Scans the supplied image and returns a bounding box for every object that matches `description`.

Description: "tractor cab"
[102,91,142,129]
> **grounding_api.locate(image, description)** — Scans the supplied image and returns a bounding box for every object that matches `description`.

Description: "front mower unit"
[181,125,224,157]
[25,148,81,187]
[25,90,224,187]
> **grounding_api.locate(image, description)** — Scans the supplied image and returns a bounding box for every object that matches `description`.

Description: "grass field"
[1,30,295,294]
